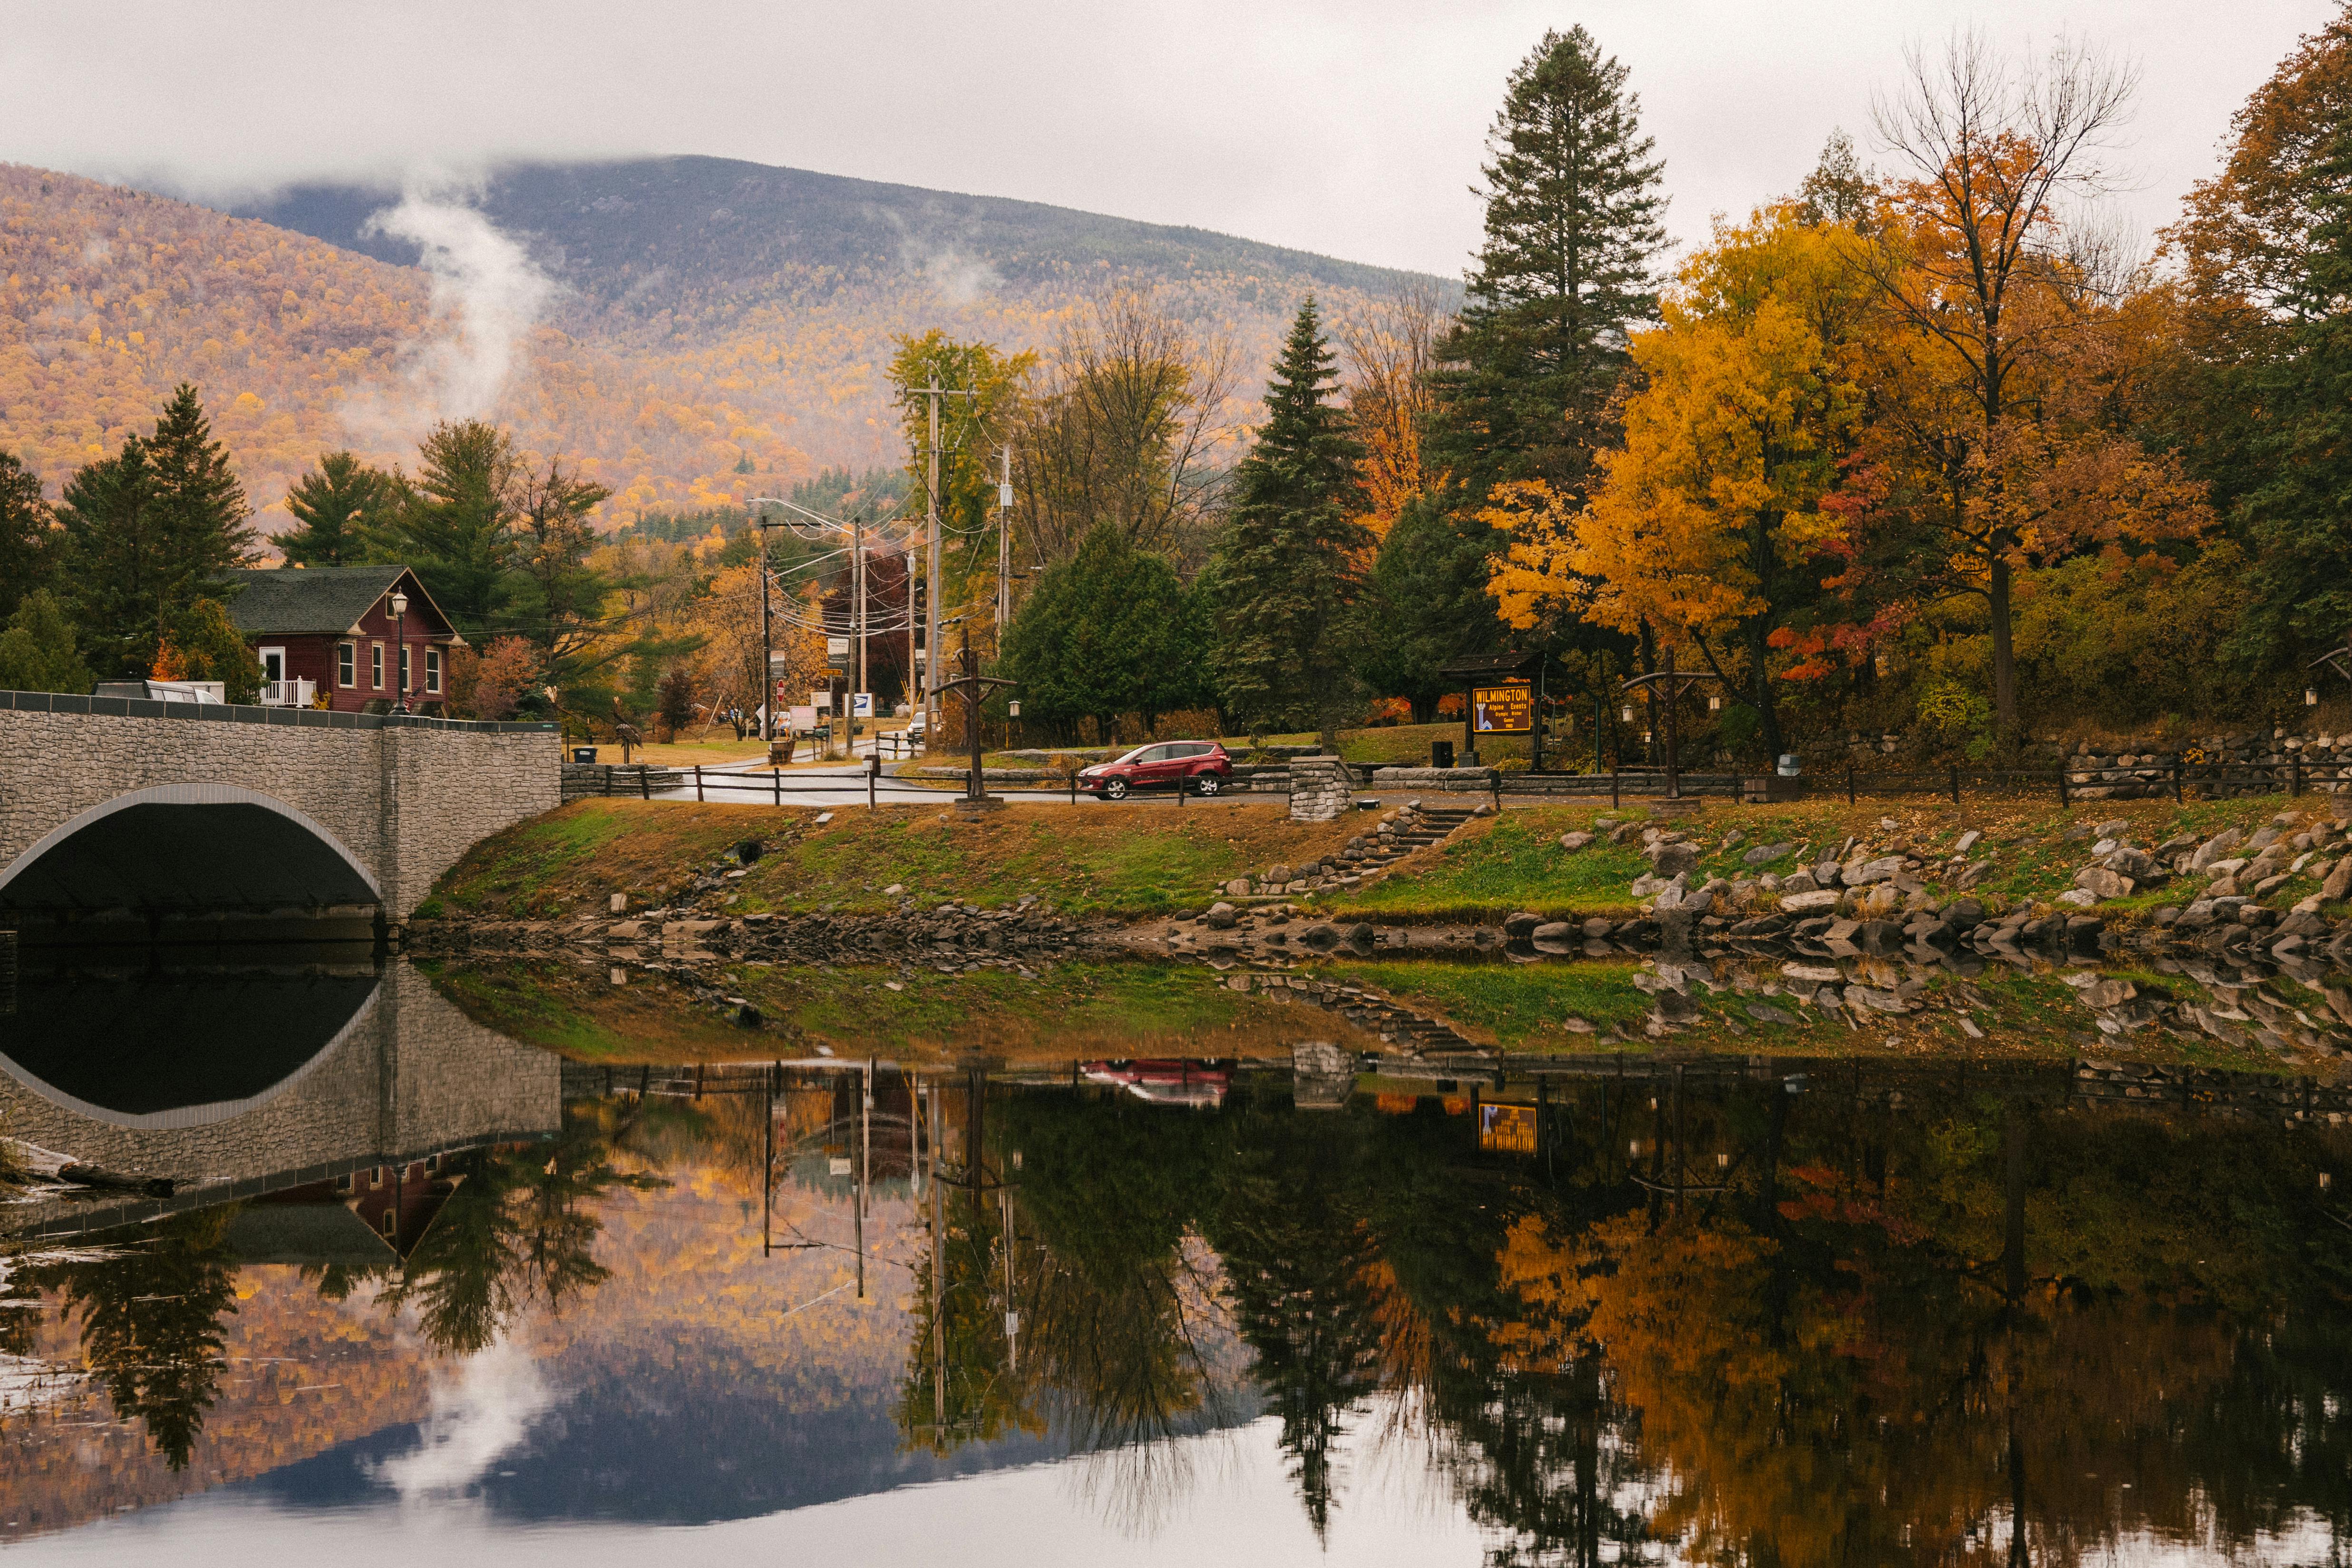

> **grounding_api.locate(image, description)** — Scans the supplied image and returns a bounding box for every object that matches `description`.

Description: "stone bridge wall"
[0,691,559,917]
[0,963,564,1236]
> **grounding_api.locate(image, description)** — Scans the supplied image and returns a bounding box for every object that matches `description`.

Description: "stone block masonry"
[1288,755,1355,822]
[0,963,564,1237]
[0,691,560,919]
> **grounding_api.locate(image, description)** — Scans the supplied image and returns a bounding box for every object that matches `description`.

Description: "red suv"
[1082,1059,1234,1107]
[1077,740,1233,799]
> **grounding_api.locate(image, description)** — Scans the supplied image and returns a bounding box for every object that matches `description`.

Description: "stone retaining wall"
[561,762,686,801]
[1288,756,1354,822]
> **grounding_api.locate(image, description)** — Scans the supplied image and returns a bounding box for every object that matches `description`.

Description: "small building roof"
[1438,650,1543,680]
[222,566,459,639]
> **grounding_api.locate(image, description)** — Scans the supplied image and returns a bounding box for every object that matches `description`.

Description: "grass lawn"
[421,798,1364,921]
[583,737,775,767]
[1327,810,1651,921]
[423,956,1381,1062]
[1326,793,2343,922]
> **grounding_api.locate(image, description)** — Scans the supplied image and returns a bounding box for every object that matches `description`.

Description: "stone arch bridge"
[0,691,559,930]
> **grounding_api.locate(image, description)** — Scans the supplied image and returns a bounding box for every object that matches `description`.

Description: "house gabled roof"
[222,565,462,641]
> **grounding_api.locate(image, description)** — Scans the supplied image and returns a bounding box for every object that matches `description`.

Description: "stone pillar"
[1288,755,1353,823]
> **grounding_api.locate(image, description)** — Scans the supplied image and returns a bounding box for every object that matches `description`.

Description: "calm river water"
[0,954,2348,1565]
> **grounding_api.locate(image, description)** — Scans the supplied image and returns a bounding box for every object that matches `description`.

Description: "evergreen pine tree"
[1207,299,1370,748]
[0,448,54,622]
[2235,125,2352,669]
[1429,26,1668,508]
[281,450,399,567]
[1002,521,1206,742]
[1358,495,1509,721]
[0,589,95,695]
[57,438,158,677]
[373,419,518,634]
[142,384,255,604]
[58,387,254,677]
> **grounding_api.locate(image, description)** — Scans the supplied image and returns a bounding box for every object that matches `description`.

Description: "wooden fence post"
[1611,763,1621,810]
[694,764,705,803]
[2058,765,2070,808]
[603,765,614,798]
[869,754,879,810]
[1845,766,1856,806]
[639,767,651,800]
[1950,765,1961,804]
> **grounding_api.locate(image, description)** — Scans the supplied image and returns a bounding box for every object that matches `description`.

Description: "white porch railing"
[261,678,317,708]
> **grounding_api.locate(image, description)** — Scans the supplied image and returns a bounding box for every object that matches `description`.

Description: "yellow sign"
[1479,1103,1538,1155]
[1472,683,1533,734]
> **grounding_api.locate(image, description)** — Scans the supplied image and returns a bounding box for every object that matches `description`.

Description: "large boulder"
[2190,828,2244,873]
[1779,889,1842,913]
[1558,831,1596,851]
[2325,857,2352,902]
[1649,840,1701,878]
[1842,855,1906,886]
[2075,866,2134,901]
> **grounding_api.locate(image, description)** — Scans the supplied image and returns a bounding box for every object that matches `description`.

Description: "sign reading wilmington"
[1472,683,1532,735]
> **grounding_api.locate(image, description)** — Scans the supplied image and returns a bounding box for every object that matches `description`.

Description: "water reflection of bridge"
[0,961,564,1238]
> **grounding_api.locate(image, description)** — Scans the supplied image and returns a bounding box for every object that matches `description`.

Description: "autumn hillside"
[0,165,433,525]
[230,156,1448,505]
[0,157,1446,537]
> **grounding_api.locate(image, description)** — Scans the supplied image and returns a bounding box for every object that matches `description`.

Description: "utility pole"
[995,446,1012,649]
[853,512,867,721]
[925,376,942,748]
[904,376,977,751]
[758,523,772,742]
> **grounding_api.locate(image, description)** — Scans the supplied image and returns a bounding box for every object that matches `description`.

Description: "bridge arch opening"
[0,971,379,1127]
[0,783,380,921]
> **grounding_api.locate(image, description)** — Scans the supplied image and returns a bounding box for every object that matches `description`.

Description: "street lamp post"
[1618,646,1729,801]
[390,588,409,714]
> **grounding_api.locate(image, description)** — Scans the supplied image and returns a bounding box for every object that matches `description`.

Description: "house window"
[371,643,384,689]
[338,643,355,687]
[425,647,442,694]
[398,644,410,693]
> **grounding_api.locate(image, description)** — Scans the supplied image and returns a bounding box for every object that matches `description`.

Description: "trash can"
[572,747,598,764]
[1431,739,1455,769]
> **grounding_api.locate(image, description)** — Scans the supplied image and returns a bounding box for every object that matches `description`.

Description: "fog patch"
[340,183,554,446]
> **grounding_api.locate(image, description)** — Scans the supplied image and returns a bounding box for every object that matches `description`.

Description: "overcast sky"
[1,0,2337,278]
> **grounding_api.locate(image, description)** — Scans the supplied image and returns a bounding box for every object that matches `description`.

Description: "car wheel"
[1104,778,1129,800]
[1193,772,1222,797]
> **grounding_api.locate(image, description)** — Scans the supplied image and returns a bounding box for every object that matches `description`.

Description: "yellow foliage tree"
[1486,203,1875,759]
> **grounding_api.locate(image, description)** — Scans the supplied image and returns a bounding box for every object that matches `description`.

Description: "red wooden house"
[224,565,465,713]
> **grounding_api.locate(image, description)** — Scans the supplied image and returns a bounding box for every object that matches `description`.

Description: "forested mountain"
[0,157,1445,534]
[230,156,1422,312]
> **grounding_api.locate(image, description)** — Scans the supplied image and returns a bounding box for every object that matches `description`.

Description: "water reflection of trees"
[373,1100,666,1354]
[908,1073,2352,1562]
[6,1097,661,1473]
[22,1208,239,1471]
[1488,1087,2352,1565]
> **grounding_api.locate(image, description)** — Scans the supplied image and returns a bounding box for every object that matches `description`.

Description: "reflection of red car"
[1082,1059,1233,1108]
[1077,741,1233,800]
